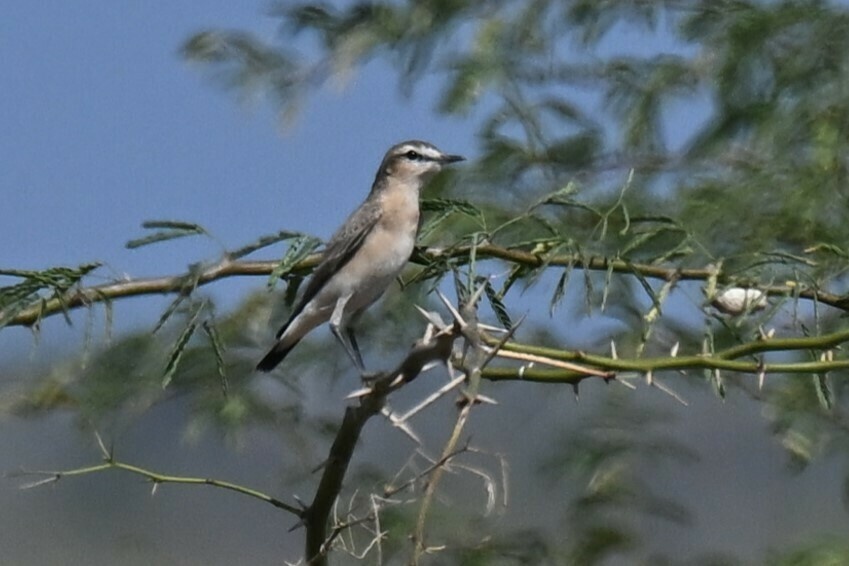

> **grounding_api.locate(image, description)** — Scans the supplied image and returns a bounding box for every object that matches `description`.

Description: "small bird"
[257,140,464,372]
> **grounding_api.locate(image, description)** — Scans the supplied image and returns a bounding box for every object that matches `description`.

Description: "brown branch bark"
[4,257,316,328]
[5,243,848,329]
[304,323,458,565]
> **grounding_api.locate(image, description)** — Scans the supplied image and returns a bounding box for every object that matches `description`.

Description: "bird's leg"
[330,295,366,372]
[331,325,366,372]
[345,327,366,371]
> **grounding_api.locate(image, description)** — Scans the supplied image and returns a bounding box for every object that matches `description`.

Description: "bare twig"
[481,344,613,378]
[393,372,466,424]
[411,284,490,565]
[383,444,471,499]
[15,456,301,516]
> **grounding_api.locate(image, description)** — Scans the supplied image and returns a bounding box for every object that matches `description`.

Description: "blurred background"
[3,2,849,565]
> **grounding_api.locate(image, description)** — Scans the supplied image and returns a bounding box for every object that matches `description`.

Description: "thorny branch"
[5,243,849,329]
[9,241,849,564]
[15,432,302,516]
[289,309,460,565]
[481,329,849,384]
[16,311,470,566]
[410,286,519,565]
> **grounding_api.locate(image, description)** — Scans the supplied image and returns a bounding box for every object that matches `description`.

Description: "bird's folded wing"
[275,199,382,338]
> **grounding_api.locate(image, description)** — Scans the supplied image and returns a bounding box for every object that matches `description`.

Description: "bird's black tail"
[256,339,299,372]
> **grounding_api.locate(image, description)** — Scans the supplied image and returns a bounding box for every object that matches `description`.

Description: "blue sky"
[1,2,472,278]
[1,2,475,357]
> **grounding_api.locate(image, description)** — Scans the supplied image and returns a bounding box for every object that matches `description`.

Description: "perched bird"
[257,140,464,372]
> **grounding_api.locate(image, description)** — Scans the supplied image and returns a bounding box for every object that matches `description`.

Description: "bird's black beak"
[440,154,465,164]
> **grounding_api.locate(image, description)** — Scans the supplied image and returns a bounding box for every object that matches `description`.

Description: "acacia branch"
[428,243,848,309]
[5,243,848,329]
[4,256,317,328]
[304,320,459,566]
[17,457,302,516]
[17,317,461,566]
[480,329,849,383]
[411,286,505,565]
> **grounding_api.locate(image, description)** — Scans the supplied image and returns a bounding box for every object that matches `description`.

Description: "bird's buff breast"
[328,194,419,309]
[343,217,416,285]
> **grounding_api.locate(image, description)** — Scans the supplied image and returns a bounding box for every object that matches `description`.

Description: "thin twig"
[383,444,471,499]
[16,458,301,515]
[481,344,613,378]
[411,285,488,565]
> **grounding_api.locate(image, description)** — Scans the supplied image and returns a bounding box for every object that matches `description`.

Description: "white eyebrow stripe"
[395,143,442,160]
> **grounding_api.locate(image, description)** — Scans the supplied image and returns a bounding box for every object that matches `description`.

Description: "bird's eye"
[405,150,421,160]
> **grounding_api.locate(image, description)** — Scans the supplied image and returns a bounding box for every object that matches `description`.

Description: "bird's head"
[376,140,464,189]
